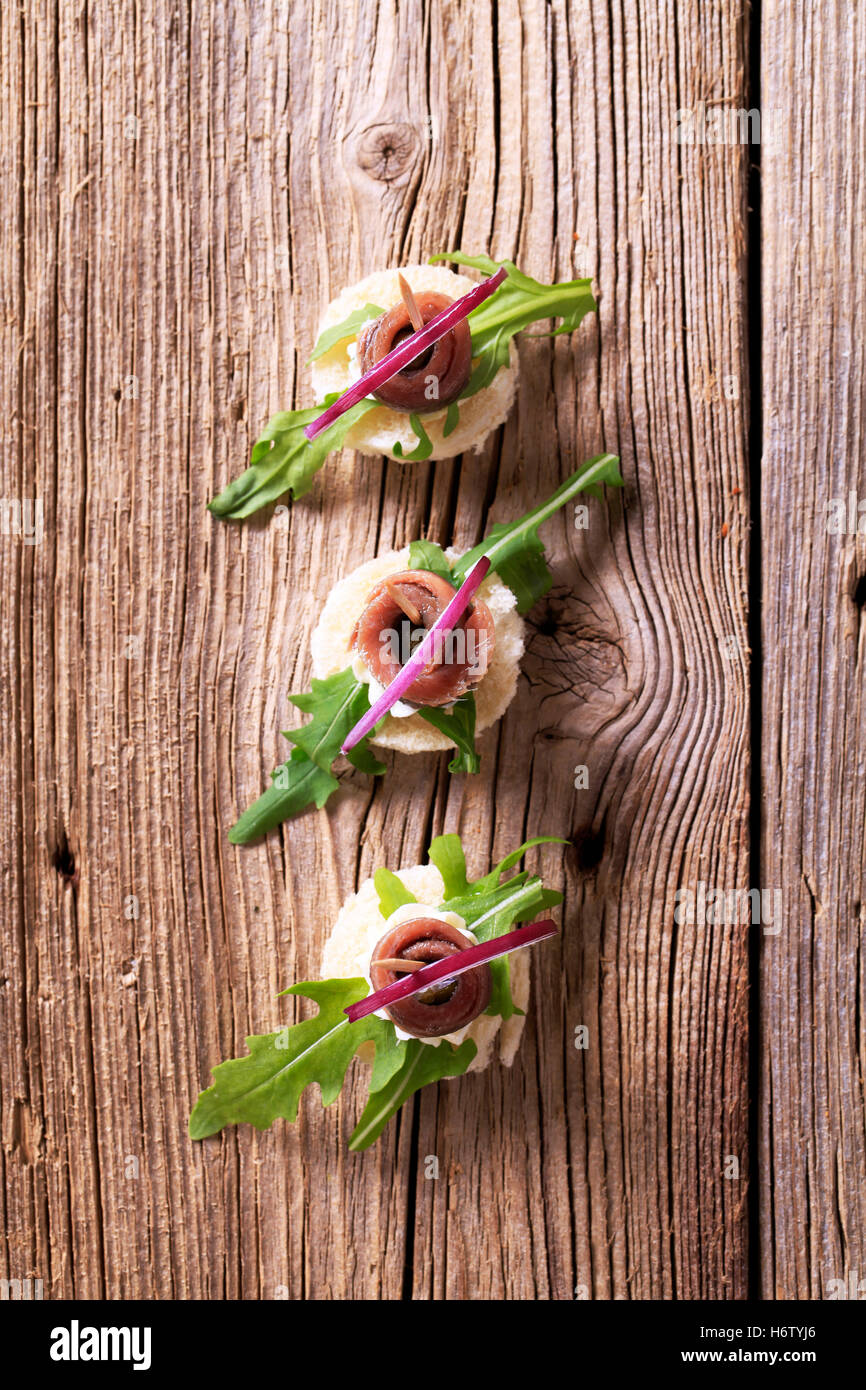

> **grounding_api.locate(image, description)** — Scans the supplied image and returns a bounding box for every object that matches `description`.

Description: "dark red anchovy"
[350,568,495,708]
[357,290,472,413]
[369,916,492,1038]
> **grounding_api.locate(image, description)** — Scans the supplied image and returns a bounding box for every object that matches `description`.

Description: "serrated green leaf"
[486,956,523,1021]
[189,978,406,1139]
[307,305,383,363]
[392,412,434,461]
[429,251,597,399]
[406,539,454,582]
[475,887,560,1022]
[345,740,388,777]
[374,867,417,919]
[348,1037,477,1151]
[286,669,372,771]
[417,694,480,773]
[427,833,470,898]
[450,878,563,939]
[452,453,623,613]
[229,669,382,844]
[228,747,340,845]
[209,395,379,519]
[472,835,569,893]
[445,874,563,1020]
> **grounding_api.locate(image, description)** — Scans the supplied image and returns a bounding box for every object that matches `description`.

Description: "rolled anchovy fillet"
[356,291,472,412]
[369,916,492,1038]
[350,568,495,708]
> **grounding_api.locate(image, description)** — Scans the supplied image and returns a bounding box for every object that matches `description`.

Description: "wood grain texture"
[1,0,751,1299]
[759,1,866,1300]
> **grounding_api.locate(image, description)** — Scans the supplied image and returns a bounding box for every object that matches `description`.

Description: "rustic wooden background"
[0,0,862,1300]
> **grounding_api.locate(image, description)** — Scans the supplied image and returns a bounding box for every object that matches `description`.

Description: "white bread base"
[321,864,529,1073]
[309,265,519,461]
[310,548,525,754]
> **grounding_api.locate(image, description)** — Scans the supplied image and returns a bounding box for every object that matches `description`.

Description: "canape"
[209,252,599,517]
[189,834,562,1150]
[228,455,622,843]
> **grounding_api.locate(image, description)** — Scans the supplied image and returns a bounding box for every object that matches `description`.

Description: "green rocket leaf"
[209,395,379,518]
[407,539,454,583]
[417,694,480,774]
[228,669,385,844]
[374,867,417,918]
[427,833,471,899]
[189,978,406,1139]
[430,250,597,398]
[392,412,434,461]
[348,1038,477,1151]
[452,453,623,613]
[308,305,384,363]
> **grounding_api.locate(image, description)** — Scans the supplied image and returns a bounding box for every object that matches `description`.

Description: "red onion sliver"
[303,267,507,441]
[344,918,558,1023]
[341,556,491,752]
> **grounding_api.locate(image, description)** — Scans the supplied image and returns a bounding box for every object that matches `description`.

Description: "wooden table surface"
[1,0,863,1301]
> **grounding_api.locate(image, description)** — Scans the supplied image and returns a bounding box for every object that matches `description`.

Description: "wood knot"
[569,824,606,875]
[356,123,420,184]
[52,831,79,887]
[525,588,628,709]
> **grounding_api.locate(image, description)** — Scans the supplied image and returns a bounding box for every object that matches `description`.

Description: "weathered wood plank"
[1,0,751,1300]
[760,1,866,1300]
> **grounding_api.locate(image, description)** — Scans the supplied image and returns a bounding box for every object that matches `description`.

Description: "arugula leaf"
[188,978,405,1139]
[348,1037,477,1151]
[486,955,521,1021]
[428,833,470,898]
[191,830,563,1148]
[209,395,379,519]
[374,867,417,918]
[405,831,565,921]
[452,453,623,613]
[227,666,480,845]
[344,740,388,777]
[228,669,385,844]
[286,669,374,770]
[447,875,563,938]
[439,836,564,1020]
[478,883,562,1019]
[406,457,623,622]
[229,748,339,844]
[471,882,561,1021]
[392,412,434,461]
[407,539,454,582]
[417,694,480,773]
[472,835,569,893]
[454,873,563,1019]
[308,305,383,363]
[430,250,597,398]
[189,974,476,1151]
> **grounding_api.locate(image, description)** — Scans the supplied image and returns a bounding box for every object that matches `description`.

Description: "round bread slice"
[309,264,519,461]
[321,863,530,1073]
[310,547,525,754]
